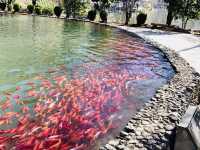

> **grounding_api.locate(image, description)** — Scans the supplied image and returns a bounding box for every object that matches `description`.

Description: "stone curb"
[96,24,200,150]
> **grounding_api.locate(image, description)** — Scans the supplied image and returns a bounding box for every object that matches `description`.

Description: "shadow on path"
[136,30,179,36]
[178,44,200,52]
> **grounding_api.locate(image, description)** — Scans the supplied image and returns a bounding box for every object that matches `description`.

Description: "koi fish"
[0,63,149,149]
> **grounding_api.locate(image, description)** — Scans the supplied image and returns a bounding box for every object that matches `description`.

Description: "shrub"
[35,5,42,15]
[136,13,147,26]
[54,6,62,18]
[13,3,20,12]
[87,10,96,21]
[100,10,107,23]
[0,3,6,11]
[42,7,53,16]
[27,4,34,14]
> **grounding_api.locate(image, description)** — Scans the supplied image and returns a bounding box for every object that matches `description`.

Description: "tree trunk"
[166,10,173,26]
[32,0,36,6]
[125,1,129,25]
[125,12,129,25]
[182,17,188,29]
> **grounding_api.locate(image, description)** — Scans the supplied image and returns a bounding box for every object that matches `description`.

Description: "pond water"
[0,15,174,149]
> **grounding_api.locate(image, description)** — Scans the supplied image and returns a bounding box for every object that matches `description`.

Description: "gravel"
[100,24,200,150]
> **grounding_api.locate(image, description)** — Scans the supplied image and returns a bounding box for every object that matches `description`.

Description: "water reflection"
[0,15,174,149]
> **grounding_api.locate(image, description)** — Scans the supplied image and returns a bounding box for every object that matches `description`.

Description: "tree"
[177,0,200,29]
[32,0,37,6]
[164,0,182,26]
[89,0,111,22]
[91,0,112,11]
[64,0,72,18]
[64,0,87,18]
[7,0,14,11]
[164,0,200,28]
[123,0,139,25]
[0,0,15,11]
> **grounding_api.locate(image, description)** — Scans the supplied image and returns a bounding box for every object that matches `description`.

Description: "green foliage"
[123,0,139,25]
[13,3,20,12]
[0,0,14,11]
[177,0,200,28]
[87,10,96,21]
[136,12,147,26]
[37,0,55,9]
[64,0,89,18]
[27,4,34,13]
[32,0,37,6]
[90,0,114,22]
[164,0,182,25]
[42,7,53,16]
[164,0,200,28]
[54,6,63,17]
[0,3,6,11]
[35,5,42,15]
[91,0,111,10]
[100,10,107,22]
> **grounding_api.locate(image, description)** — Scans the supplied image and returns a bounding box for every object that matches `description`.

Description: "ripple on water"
[0,15,174,149]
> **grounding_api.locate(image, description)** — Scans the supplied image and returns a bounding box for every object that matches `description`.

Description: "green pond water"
[0,15,174,149]
[0,15,112,86]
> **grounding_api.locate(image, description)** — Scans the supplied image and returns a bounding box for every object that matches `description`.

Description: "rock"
[141,121,149,125]
[105,144,117,150]
[136,143,143,148]
[116,145,127,150]
[161,137,168,142]
[128,139,137,144]
[158,124,164,129]
[145,136,153,140]
[165,125,174,131]
[165,130,172,135]
[169,112,179,121]
[98,22,200,150]
[159,129,166,133]
[136,136,143,140]
[120,131,128,137]
[141,131,150,137]
[108,140,120,146]
[125,124,135,132]
[135,130,141,136]
[155,145,162,150]
[161,113,169,117]
[100,147,107,150]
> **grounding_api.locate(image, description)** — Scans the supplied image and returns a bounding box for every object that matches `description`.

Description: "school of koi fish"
[0,43,173,150]
[0,18,175,149]
[0,63,151,150]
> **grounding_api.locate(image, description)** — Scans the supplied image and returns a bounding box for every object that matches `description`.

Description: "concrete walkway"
[117,26,200,73]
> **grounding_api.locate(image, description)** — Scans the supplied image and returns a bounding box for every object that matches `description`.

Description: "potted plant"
[54,6,63,18]
[136,12,147,26]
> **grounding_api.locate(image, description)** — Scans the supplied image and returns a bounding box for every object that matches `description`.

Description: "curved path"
[98,24,200,150]
[116,26,200,73]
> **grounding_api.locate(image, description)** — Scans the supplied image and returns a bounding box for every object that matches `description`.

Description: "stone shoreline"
[98,24,200,150]
[67,20,200,149]
[1,13,200,149]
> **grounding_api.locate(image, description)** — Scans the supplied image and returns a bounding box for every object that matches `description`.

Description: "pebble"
[99,27,200,150]
[105,144,116,150]
[165,125,174,131]
[141,121,149,125]
[135,131,141,136]
[169,112,179,121]
[120,131,128,137]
